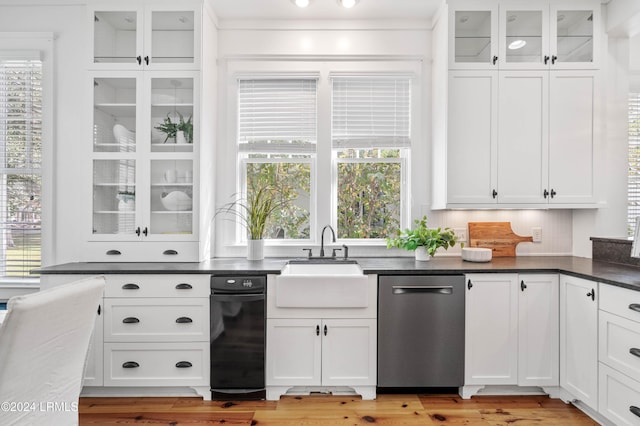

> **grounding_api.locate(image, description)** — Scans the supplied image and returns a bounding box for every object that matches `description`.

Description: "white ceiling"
[208,0,442,21]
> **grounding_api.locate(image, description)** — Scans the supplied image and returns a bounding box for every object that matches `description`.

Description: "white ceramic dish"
[461,247,492,262]
[160,191,192,211]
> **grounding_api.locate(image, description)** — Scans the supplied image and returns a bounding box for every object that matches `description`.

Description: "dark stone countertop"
[35,255,640,292]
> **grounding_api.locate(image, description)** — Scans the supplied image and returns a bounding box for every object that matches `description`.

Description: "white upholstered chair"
[0,276,105,426]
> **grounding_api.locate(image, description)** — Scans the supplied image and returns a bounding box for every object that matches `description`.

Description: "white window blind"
[331,76,412,149]
[0,56,42,278]
[238,79,317,154]
[629,92,640,236]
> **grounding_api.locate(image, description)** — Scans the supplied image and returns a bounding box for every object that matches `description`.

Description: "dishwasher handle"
[392,285,453,295]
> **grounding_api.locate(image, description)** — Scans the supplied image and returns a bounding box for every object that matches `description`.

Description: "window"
[331,76,411,239]
[237,78,316,240]
[0,54,42,279]
[629,92,640,236]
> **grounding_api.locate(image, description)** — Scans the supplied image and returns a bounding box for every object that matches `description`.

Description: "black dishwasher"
[378,275,465,388]
[210,275,266,400]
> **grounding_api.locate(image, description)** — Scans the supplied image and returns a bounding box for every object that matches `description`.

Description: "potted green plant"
[216,182,292,260]
[386,216,460,261]
[154,113,193,144]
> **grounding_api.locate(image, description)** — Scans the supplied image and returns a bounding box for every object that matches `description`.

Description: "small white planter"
[176,130,187,144]
[247,239,264,260]
[414,246,431,261]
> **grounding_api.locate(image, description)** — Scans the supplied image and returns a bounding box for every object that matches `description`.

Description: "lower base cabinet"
[599,363,640,425]
[560,274,598,411]
[266,318,376,397]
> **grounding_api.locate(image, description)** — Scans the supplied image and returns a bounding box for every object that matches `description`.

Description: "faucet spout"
[320,225,337,257]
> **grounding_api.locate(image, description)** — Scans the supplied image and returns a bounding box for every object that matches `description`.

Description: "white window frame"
[219,60,421,256]
[0,34,53,290]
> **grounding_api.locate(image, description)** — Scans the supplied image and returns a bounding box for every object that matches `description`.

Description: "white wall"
[0,5,87,266]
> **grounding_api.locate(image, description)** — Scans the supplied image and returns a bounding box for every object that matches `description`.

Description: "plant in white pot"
[216,182,291,260]
[386,216,460,261]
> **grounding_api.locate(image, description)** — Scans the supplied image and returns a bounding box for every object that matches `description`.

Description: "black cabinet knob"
[586,289,595,301]
[467,279,473,290]
[521,280,527,292]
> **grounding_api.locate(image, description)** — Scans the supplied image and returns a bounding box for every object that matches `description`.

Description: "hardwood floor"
[79,394,600,425]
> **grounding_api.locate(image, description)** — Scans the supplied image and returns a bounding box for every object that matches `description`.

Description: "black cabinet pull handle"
[543,189,549,199]
[136,56,141,65]
[630,406,640,418]
[467,279,473,290]
[551,55,558,64]
[136,227,141,236]
[176,361,192,368]
[163,249,178,255]
[175,283,192,290]
[122,317,140,324]
[106,249,121,256]
[586,289,595,301]
[324,325,328,336]
[316,325,320,336]
[123,361,139,369]
[629,303,640,313]
[492,189,498,199]
[142,227,148,237]
[97,304,101,315]
[492,55,498,65]
[521,280,527,292]
[122,283,140,290]
[550,189,556,198]
[544,55,550,65]
[630,348,640,358]
[144,56,149,66]
[176,317,193,324]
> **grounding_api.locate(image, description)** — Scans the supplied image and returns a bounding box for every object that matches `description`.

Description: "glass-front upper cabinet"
[90,3,200,70]
[550,1,600,69]
[149,76,196,153]
[448,1,499,69]
[149,159,195,237]
[499,2,549,69]
[93,75,139,153]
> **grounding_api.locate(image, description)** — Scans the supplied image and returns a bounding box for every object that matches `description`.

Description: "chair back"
[0,276,105,426]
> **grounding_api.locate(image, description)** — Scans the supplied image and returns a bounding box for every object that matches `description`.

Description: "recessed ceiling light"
[557,14,565,22]
[292,0,310,7]
[339,0,359,9]
[507,15,517,23]
[508,40,527,50]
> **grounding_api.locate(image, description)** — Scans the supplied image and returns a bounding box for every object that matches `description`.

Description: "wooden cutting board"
[468,222,533,257]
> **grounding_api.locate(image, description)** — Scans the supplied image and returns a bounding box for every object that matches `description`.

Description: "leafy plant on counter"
[386,215,461,256]
[154,113,193,143]
[215,180,296,240]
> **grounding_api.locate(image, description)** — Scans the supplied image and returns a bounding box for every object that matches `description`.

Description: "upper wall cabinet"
[448,0,600,70]
[89,1,201,71]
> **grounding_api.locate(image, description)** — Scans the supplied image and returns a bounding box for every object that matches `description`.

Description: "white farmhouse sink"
[275,262,369,308]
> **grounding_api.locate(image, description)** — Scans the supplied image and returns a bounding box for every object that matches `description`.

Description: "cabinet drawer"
[105,275,209,298]
[600,284,640,324]
[104,342,208,387]
[599,363,640,425]
[104,299,208,342]
[600,311,640,382]
[83,242,199,262]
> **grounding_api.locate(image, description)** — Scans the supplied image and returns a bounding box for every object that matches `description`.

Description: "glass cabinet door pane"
[150,77,194,152]
[149,159,193,236]
[93,160,136,235]
[505,11,543,64]
[556,11,593,63]
[93,11,138,65]
[455,11,492,64]
[94,78,137,153]
[151,11,195,65]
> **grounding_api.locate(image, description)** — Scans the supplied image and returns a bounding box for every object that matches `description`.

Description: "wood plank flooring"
[79,394,600,425]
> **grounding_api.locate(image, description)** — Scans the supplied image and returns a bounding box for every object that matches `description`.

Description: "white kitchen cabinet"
[560,274,598,411]
[464,274,519,388]
[598,283,640,424]
[88,70,200,261]
[89,1,201,71]
[40,274,104,387]
[448,0,600,70]
[517,274,559,387]
[266,318,377,400]
[463,273,559,398]
[102,274,210,398]
[433,0,601,209]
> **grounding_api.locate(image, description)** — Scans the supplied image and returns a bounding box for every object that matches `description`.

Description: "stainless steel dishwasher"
[378,275,465,388]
